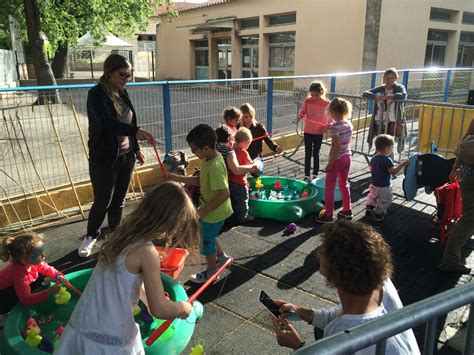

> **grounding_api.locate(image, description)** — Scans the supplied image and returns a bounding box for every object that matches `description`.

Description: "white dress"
[54,243,151,355]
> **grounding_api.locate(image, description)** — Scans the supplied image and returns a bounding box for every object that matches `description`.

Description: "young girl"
[0,233,64,322]
[56,182,200,354]
[315,98,353,223]
[270,220,420,354]
[222,106,241,133]
[297,81,331,181]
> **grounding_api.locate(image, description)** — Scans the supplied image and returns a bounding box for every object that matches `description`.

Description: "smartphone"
[259,290,281,318]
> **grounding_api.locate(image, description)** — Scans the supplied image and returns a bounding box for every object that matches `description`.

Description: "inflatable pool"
[248,176,323,222]
[0,268,202,354]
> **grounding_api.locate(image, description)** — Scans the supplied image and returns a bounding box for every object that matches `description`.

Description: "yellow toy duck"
[25,327,42,347]
[55,287,71,305]
[255,177,264,191]
[189,339,205,355]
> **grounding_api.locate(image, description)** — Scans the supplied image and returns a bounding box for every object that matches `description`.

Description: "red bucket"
[156,247,189,278]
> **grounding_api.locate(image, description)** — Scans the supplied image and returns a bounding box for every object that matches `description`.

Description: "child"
[367,134,409,221]
[168,124,233,283]
[297,81,331,181]
[315,98,353,224]
[56,182,199,354]
[0,233,64,323]
[228,127,256,224]
[222,106,241,133]
[270,220,420,354]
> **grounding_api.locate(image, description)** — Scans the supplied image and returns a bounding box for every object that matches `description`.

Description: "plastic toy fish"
[55,287,71,305]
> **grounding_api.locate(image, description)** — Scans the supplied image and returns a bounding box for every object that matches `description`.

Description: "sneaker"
[365,205,375,217]
[216,254,232,269]
[190,269,219,284]
[304,176,311,182]
[373,212,385,221]
[78,236,97,258]
[438,263,472,274]
[315,211,334,224]
[337,210,353,220]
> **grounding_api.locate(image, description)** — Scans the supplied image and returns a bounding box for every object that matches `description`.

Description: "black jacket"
[246,122,279,160]
[87,84,140,167]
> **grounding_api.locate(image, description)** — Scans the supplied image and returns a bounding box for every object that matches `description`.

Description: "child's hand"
[136,151,145,166]
[47,284,62,295]
[56,274,67,284]
[270,316,305,350]
[274,300,297,319]
[250,164,259,173]
[177,302,193,319]
[197,207,208,218]
[402,160,409,168]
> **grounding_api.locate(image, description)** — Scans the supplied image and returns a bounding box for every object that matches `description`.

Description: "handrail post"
[464,303,474,355]
[330,75,336,99]
[444,70,452,102]
[423,318,437,355]
[162,82,172,153]
[266,78,273,133]
[402,70,409,90]
[368,72,377,114]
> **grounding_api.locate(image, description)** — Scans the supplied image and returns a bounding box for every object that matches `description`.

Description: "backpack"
[434,182,463,247]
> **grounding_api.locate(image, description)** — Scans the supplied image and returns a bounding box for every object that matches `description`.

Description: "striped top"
[298,97,330,135]
[328,120,353,159]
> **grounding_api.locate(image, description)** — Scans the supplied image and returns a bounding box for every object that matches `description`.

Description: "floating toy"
[38,335,54,353]
[284,223,297,236]
[24,328,42,347]
[55,287,71,305]
[301,190,309,199]
[22,315,40,338]
[255,177,264,191]
[190,340,205,355]
[55,325,64,340]
[133,304,141,316]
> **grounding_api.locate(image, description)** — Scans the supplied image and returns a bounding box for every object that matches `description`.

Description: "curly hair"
[0,232,44,263]
[319,220,393,295]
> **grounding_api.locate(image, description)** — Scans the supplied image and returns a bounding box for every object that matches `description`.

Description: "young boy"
[168,124,233,283]
[228,127,256,224]
[367,134,409,221]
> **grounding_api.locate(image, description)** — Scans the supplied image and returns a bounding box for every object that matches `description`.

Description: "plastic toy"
[273,180,283,190]
[189,340,205,355]
[22,315,40,338]
[24,328,42,347]
[248,176,323,222]
[255,177,264,191]
[55,287,71,304]
[133,304,141,316]
[301,190,309,199]
[38,335,54,353]
[141,308,153,322]
[0,269,203,355]
[284,223,297,236]
[311,177,347,202]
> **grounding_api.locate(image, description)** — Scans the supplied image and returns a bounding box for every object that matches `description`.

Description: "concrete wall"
[0,49,18,87]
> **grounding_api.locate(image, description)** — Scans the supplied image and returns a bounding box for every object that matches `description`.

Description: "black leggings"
[0,276,44,314]
[304,133,323,177]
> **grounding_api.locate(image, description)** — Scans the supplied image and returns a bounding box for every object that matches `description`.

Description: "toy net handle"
[150,140,167,176]
[145,257,233,347]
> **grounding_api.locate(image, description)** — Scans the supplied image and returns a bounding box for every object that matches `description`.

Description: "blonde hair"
[328,97,352,118]
[98,54,132,114]
[308,81,327,99]
[0,232,44,263]
[99,181,200,265]
[239,103,257,126]
[234,127,252,143]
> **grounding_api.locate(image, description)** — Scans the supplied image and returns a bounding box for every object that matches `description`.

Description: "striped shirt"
[298,97,330,135]
[329,120,353,159]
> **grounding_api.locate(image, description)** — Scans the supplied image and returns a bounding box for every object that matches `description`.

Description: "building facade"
[154,0,474,81]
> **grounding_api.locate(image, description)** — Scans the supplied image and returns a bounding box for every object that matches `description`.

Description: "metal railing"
[295,281,474,354]
[0,68,473,226]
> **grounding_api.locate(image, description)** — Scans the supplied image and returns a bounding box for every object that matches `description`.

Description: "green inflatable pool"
[248,176,323,222]
[0,268,202,354]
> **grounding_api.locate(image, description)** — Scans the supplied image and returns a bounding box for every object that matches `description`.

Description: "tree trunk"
[51,43,68,79]
[23,0,60,104]
[362,0,382,71]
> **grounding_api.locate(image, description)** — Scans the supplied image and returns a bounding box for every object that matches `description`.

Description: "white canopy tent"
[75,32,133,50]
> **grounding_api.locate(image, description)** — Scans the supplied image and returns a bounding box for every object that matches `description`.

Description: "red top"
[228,148,253,185]
[0,261,61,306]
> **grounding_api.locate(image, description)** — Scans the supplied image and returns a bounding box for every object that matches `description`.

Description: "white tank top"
[68,242,151,346]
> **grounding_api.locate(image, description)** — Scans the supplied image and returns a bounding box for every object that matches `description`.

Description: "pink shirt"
[298,97,330,135]
[0,261,61,306]
[329,120,353,159]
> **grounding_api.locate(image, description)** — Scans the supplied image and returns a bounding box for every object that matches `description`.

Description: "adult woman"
[363,68,407,154]
[239,103,282,175]
[79,54,154,258]
[439,119,474,274]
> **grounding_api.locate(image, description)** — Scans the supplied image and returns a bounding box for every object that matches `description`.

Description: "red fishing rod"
[252,131,280,142]
[150,140,167,176]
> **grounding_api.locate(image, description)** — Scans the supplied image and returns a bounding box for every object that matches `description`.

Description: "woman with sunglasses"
[79,54,155,258]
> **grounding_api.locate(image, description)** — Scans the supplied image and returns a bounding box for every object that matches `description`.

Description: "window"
[430,8,453,22]
[194,40,209,79]
[269,32,295,71]
[457,32,474,67]
[463,12,474,25]
[269,12,296,26]
[425,30,448,67]
[240,17,259,29]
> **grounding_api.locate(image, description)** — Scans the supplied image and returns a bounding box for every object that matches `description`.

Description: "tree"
[1,0,175,101]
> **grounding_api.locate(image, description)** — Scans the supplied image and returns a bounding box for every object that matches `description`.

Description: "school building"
[151,0,474,81]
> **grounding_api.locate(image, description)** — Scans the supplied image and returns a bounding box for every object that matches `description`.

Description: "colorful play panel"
[0,268,202,354]
[248,176,323,222]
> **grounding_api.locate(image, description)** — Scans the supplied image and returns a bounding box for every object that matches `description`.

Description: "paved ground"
[2,145,472,354]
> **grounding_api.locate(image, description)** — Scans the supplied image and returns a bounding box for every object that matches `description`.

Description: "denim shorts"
[200,219,225,256]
